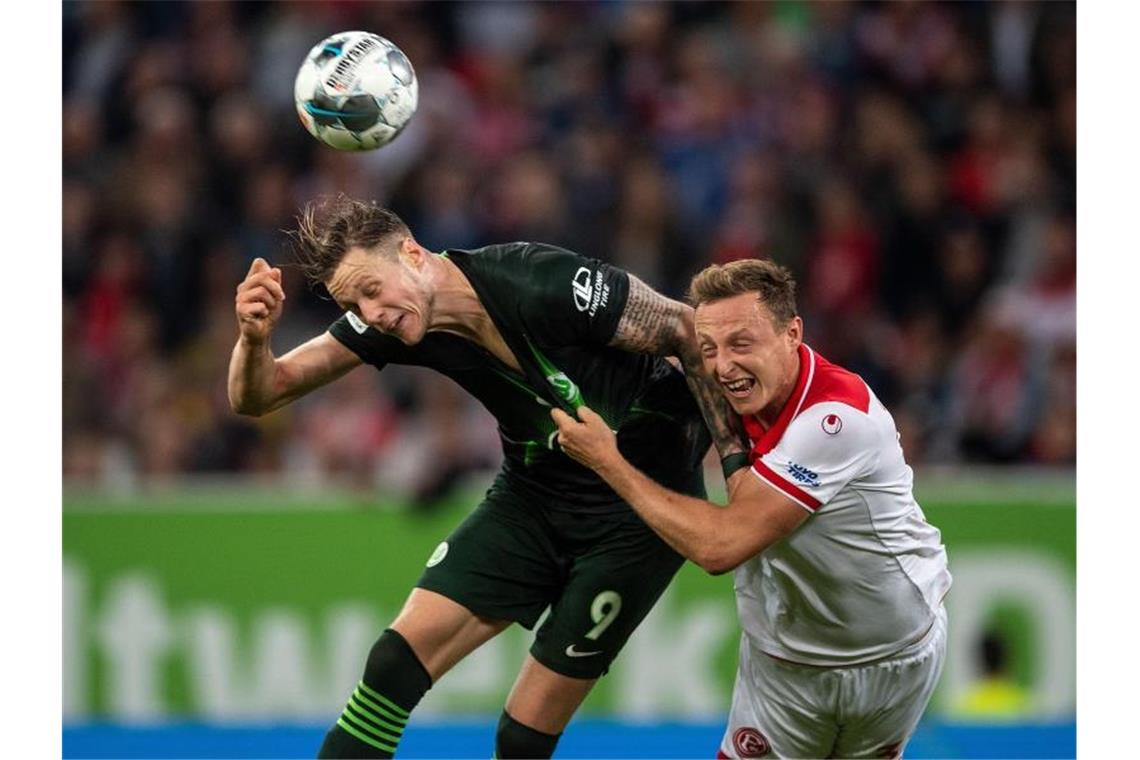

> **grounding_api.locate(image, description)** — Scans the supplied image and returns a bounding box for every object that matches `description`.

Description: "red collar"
[742,343,816,458]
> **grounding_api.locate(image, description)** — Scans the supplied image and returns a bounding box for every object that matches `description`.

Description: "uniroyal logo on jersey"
[732,727,771,758]
[787,462,820,486]
[572,267,593,311]
[821,413,843,435]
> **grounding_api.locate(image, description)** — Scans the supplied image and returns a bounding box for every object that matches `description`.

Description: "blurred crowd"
[62,0,1076,498]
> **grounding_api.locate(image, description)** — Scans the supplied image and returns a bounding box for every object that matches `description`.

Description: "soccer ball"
[293,31,418,151]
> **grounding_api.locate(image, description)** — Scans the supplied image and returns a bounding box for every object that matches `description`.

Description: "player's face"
[695,292,802,421]
[326,243,433,345]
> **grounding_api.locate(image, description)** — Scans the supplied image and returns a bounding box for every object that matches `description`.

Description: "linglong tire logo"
[732,727,771,758]
[572,267,593,312]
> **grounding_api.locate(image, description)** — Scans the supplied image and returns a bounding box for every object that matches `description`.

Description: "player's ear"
[398,236,424,268]
[785,316,803,349]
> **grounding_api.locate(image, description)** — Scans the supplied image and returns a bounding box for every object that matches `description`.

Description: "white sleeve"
[752,402,879,513]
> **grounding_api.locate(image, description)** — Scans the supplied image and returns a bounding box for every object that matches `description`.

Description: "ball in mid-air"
[294,31,418,151]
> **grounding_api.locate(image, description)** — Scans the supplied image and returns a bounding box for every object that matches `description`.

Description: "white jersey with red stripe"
[736,343,951,667]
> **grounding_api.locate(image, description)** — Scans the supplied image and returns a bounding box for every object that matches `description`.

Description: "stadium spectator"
[950,629,1034,720]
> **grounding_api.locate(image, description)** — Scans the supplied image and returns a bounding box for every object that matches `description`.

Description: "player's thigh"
[529,512,685,680]
[503,654,597,735]
[719,635,839,759]
[415,492,563,632]
[832,607,948,759]
[390,588,512,681]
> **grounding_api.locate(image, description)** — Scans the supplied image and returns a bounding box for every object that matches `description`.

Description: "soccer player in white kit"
[552,259,951,758]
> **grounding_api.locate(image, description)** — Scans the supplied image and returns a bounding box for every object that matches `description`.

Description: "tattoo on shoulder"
[610,276,685,355]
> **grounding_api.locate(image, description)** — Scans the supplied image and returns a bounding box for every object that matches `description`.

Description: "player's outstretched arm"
[553,406,807,574]
[228,258,361,416]
[608,275,749,461]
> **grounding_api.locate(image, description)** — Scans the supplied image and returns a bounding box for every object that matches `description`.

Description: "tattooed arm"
[608,275,749,462]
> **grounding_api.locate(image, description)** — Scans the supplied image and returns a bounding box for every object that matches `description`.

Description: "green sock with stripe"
[318,629,432,758]
[333,680,411,756]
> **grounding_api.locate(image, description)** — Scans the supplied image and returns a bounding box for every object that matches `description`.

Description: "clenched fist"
[235,258,286,345]
[551,405,622,475]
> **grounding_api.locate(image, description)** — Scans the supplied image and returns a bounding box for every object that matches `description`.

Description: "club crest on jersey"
[572,267,593,311]
[426,541,449,568]
[821,413,843,435]
[546,371,583,407]
[732,727,771,758]
[787,462,820,486]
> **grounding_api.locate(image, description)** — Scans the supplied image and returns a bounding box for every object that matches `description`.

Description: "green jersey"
[328,242,710,513]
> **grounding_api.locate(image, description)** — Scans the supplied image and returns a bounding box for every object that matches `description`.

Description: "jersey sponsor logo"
[564,644,603,658]
[588,269,611,317]
[786,462,820,487]
[570,266,612,317]
[732,727,771,758]
[345,311,369,334]
[821,413,843,435]
[572,267,593,311]
[425,541,449,568]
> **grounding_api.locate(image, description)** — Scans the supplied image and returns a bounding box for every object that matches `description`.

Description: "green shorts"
[415,481,689,679]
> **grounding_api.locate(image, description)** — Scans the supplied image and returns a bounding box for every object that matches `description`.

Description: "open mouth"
[722,377,756,398]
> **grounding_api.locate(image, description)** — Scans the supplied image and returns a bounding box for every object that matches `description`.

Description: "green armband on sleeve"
[720,453,750,481]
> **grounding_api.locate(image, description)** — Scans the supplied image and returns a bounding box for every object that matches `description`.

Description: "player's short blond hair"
[290,194,410,286]
[687,259,798,325]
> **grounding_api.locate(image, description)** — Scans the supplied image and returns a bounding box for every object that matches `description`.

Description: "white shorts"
[718,606,947,759]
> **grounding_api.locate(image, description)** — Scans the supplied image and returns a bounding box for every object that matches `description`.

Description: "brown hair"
[290,194,411,285]
[687,258,798,325]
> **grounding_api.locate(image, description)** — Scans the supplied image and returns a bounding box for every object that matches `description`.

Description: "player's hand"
[235,257,286,345]
[551,405,621,473]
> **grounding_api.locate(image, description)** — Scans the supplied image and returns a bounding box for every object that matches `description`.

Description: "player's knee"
[495,710,562,759]
[317,630,434,759]
[363,628,433,697]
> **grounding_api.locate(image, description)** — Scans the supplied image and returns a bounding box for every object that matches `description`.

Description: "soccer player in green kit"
[227,195,746,758]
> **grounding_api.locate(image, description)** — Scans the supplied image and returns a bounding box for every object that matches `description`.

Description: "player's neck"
[427,255,495,338]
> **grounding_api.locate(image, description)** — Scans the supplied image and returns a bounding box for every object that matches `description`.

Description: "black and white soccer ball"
[294,31,418,151]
